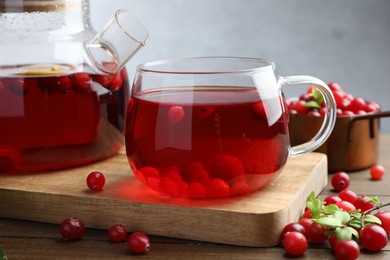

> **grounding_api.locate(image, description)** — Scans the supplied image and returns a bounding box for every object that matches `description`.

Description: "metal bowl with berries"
[288,82,390,172]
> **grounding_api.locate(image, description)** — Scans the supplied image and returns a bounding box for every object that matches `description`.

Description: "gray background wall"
[91,0,390,133]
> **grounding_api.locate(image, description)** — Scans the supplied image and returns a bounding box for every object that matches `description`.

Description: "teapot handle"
[280,76,337,156]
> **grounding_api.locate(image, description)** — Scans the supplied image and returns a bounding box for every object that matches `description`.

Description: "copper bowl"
[289,111,390,172]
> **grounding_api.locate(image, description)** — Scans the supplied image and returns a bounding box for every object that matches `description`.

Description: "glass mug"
[125,57,336,199]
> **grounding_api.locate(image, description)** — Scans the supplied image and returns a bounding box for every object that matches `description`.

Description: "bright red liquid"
[0,69,128,172]
[126,87,290,198]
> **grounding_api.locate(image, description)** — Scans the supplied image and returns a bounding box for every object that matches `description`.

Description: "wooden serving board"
[0,151,327,247]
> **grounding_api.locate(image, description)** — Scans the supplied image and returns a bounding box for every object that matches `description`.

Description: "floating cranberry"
[189,168,210,185]
[159,177,179,197]
[58,76,73,92]
[206,178,230,198]
[211,154,244,180]
[230,181,249,196]
[139,166,160,179]
[168,105,185,124]
[187,182,207,199]
[72,73,91,91]
[252,101,268,120]
[93,74,113,87]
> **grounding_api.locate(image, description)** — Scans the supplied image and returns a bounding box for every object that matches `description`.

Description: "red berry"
[338,190,357,204]
[335,239,360,260]
[328,82,343,92]
[293,100,309,114]
[308,222,329,244]
[324,195,342,205]
[348,97,366,113]
[109,224,128,242]
[328,232,339,250]
[187,182,207,199]
[108,73,123,91]
[331,171,350,191]
[353,194,375,213]
[86,171,106,191]
[298,218,313,238]
[72,73,91,91]
[128,232,150,255]
[58,76,73,92]
[360,224,388,252]
[60,217,85,240]
[280,223,306,239]
[206,178,230,198]
[336,200,356,212]
[159,177,179,197]
[283,231,308,256]
[252,101,268,119]
[302,209,313,219]
[168,106,185,124]
[374,211,390,235]
[370,165,385,180]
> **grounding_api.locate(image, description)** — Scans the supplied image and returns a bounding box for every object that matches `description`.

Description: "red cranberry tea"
[125,87,290,198]
[0,67,129,172]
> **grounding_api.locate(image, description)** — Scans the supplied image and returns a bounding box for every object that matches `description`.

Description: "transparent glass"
[126,57,336,199]
[0,0,148,172]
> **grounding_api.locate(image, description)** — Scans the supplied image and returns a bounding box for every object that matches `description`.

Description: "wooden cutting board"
[0,151,327,247]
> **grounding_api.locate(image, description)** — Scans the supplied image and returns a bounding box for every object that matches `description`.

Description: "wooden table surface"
[1,135,389,259]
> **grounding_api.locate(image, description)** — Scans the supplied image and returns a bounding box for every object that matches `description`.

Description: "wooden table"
[1,135,389,259]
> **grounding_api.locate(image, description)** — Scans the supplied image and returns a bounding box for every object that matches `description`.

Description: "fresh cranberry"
[93,74,113,87]
[328,82,343,92]
[283,231,308,256]
[60,217,85,240]
[360,224,388,252]
[308,222,329,244]
[353,194,375,213]
[364,103,379,113]
[212,154,244,179]
[252,101,268,120]
[338,189,357,204]
[335,239,360,260]
[348,97,366,113]
[340,110,355,116]
[307,110,321,117]
[293,100,309,114]
[370,165,385,180]
[374,211,390,235]
[159,177,179,197]
[298,218,313,238]
[128,232,150,255]
[336,200,356,212]
[280,223,306,238]
[324,195,342,205]
[331,172,350,191]
[332,90,345,106]
[109,224,128,242]
[302,209,313,219]
[86,171,106,191]
[328,232,339,250]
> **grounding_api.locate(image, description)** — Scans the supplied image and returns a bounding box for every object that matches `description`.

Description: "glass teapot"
[0,0,149,172]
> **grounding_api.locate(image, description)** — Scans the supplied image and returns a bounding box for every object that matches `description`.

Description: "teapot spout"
[85,9,150,75]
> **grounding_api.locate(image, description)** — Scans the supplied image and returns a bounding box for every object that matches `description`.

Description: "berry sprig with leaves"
[306,191,382,241]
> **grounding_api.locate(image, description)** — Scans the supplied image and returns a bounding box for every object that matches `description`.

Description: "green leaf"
[311,89,324,104]
[323,204,339,215]
[350,211,362,219]
[316,216,343,228]
[304,100,321,109]
[0,248,7,260]
[364,214,382,225]
[366,196,380,205]
[349,219,363,229]
[346,226,360,240]
[335,227,353,241]
[305,192,323,219]
[334,210,350,225]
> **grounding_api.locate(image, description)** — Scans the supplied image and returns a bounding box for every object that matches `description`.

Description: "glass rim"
[137,56,276,75]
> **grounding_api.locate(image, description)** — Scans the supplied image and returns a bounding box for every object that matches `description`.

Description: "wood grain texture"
[0,152,327,247]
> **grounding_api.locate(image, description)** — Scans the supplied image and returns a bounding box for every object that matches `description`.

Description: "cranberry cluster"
[287,82,381,117]
[281,167,388,259]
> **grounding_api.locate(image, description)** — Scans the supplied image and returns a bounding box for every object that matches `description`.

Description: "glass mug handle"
[281,75,337,157]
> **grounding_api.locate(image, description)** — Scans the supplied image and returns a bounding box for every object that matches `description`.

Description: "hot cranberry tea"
[125,87,290,198]
[0,67,128,172]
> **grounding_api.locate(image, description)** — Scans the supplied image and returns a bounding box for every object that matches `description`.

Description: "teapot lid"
[0,0,81,13]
